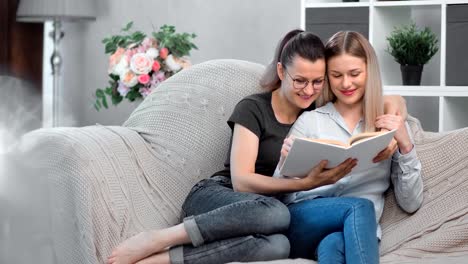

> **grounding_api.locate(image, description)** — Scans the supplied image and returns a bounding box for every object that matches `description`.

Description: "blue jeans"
[169,176,291,264]
[287,197,379,264]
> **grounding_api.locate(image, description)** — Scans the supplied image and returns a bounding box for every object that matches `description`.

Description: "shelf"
[373,0,442,7]
[384,86,468,96]
[305,2,370,8]
[305,7,369,41]
[445,0,468,4]
[304,0,468,131]
[372,5,441,86]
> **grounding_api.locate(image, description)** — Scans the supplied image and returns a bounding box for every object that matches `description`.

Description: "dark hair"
[260,29,325,91]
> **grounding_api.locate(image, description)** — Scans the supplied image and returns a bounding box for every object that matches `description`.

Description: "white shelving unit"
[302,0,468,132]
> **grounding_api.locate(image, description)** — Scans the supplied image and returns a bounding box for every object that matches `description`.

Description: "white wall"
[55,0,301,126]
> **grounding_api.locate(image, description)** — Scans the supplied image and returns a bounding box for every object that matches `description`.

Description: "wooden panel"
[0,0,9,71]
[0,0,44,127]
[0,0,43,91]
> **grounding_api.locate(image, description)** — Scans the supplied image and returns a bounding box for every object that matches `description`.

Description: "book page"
[348,131,386,145]
[279,138,348,178]
[279,129,396,178]
[347,129,396,172]
[304,138,349,148]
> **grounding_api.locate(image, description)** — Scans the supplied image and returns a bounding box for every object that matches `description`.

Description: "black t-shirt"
[214,92,314,178]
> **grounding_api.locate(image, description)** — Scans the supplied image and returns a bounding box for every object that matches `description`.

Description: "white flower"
[130,53,153,74]
[120,70,139,87]
[145,48,159,59]
[112,56,129,76]
[165,54,182,72]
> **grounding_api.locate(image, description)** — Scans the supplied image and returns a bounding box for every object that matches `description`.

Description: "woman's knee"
[253,234,290,261]
[319,232,344,252]
[345,197,375,216]
[257,197,290,232]
[317,232,345,263]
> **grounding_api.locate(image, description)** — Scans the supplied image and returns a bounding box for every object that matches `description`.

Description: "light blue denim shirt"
[274,102,423,238]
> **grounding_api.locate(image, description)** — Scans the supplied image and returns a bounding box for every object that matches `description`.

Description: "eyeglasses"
[284,69,325,90]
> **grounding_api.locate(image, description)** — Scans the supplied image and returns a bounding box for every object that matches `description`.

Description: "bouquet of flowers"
[94,22,197,110]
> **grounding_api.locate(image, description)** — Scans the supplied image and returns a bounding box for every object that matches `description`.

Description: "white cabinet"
[302,0,468,132]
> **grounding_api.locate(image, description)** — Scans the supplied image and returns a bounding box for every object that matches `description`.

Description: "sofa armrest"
[8,125,174,264]
[380,120,468,258]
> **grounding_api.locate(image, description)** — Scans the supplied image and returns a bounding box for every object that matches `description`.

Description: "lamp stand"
[49,19,63,127]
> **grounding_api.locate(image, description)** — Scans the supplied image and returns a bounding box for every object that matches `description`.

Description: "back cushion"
[123,59,265,203]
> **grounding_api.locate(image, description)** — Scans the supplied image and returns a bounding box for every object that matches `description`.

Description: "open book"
[279,129,396,178]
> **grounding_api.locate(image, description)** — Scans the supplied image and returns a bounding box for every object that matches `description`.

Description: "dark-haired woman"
[108,29,406,264]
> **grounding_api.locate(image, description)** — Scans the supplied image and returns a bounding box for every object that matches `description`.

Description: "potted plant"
[386,22,439,85]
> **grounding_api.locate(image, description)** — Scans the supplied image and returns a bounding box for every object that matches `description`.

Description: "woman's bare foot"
[135,251,170,264]
[107,230,168,264]
[108,224,189,264]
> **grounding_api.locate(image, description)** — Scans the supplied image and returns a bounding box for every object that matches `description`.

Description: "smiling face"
[327,53,367,108]
[277,56,326,110]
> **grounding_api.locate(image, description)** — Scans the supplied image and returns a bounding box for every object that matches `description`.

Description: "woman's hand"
[298,158,357,190]
[375,114,413,154]
[373,138,398,163]
[278,136,295,168]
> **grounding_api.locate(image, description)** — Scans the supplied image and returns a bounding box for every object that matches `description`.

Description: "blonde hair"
[318,31,383,132]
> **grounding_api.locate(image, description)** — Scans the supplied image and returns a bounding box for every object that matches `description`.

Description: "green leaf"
[110,74,119,81]
[112,94,123,105]
[95,99,102,110]
[123,21,133,32]
[102,96,108,109]
[386,22,438,65]
[105,87,113,95]
[96,89,104,98]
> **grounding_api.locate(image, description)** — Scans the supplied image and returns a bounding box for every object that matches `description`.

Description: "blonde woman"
[275,31,423,264]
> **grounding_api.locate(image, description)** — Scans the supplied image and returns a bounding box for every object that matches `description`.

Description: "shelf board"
[384,85,468,96]
[305,1,370,8]
[374,0,442,7]
[445,0,468,4]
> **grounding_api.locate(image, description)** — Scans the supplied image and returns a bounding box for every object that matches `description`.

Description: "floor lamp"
[17,0,96,127]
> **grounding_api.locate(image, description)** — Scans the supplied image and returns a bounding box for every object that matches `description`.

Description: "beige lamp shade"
[17,0,96,22]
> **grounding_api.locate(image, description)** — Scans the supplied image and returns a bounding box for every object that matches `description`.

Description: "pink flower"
[155,71,166,82]
[159,47,169,59]
[130,53,154,74]
[139,87,153,97]
[125,49,136,59]
[142,37,158,49]
[137,45,146,54]
[152,61,161,72]
[138,74,151,84]
[108,47,125,74]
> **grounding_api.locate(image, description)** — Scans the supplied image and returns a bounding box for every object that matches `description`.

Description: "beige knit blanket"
[9,60,468,264]
[379,118,468,263]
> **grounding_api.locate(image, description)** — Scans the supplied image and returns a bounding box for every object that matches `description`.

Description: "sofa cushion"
[123,59,265,223]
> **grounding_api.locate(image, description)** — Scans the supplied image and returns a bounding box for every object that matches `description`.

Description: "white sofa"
[12,59,468,264]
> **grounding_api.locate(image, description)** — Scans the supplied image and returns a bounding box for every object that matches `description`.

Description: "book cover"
[279,129,397,178]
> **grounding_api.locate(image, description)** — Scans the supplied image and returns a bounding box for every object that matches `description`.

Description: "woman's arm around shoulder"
[390,121,424,213]
[383,95,408,119]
